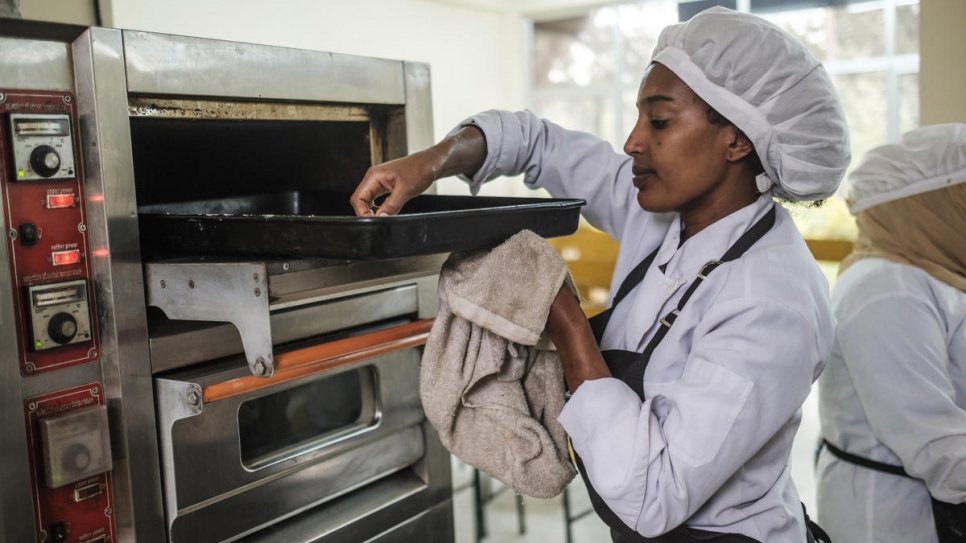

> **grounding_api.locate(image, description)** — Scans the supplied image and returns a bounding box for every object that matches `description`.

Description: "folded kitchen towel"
[421,229,577,499]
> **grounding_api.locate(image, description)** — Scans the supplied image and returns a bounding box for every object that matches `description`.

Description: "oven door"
[154,320,431,542]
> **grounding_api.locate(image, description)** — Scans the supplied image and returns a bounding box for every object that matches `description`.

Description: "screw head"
[254,357,267,376]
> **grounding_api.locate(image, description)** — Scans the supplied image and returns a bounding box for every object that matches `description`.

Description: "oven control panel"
[0,89,98,374]
[8,113,77,181]
[27,280,93,351]
[25,384,116,543]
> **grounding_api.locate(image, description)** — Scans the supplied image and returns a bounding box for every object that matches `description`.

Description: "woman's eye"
[650,119,668,129]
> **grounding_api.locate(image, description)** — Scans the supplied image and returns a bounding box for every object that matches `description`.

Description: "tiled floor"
[451,386,822,542]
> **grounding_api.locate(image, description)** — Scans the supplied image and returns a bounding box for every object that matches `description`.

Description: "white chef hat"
[651,7,851,201]
[846,123,966,214]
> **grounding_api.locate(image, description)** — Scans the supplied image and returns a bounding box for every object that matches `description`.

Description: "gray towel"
[421,230,577,499]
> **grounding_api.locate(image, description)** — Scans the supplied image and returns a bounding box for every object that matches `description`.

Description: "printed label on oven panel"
[24,384,116,543]
[0,89,98,375]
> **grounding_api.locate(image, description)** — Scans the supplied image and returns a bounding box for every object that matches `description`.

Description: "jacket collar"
[655,193,775,282]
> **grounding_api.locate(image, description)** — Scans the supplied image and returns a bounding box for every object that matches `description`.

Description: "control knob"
[30,145,61,177]
[47,313,77,344]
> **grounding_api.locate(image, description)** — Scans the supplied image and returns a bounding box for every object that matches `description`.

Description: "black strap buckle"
[659,310,678,328]
[698,260,722,279]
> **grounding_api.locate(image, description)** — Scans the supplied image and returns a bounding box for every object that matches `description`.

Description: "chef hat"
[846,123,966,214]
[651,7,851,201]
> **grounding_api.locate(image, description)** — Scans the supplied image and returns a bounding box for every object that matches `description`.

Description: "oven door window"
[238,367,377,468]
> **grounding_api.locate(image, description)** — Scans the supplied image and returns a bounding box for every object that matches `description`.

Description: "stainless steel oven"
[0,19,453,543]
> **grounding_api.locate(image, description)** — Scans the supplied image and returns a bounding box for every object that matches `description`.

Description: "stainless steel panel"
[170,427,425,543]
[149,283,420,373]
[403,62,434,153]
[265,256,444,309]
[0,36,73,90]
[123,31,406,105]
[73,27,166,542]
[156,347,425,536]
[364,501,455,543]
[242,472,453,543]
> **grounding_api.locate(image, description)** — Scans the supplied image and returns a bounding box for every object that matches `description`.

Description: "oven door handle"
[202,318,434,403]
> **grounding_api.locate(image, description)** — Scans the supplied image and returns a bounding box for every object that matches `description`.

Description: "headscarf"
[650,7,851,201]
[840,124,966,291]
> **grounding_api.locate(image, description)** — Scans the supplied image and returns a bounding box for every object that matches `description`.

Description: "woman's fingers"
[350,167,394,216]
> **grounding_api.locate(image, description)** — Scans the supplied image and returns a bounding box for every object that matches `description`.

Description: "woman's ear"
[725,127,754,163]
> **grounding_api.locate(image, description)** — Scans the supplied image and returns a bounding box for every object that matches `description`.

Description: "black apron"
[574,206,828,543]
[821,439,966,542]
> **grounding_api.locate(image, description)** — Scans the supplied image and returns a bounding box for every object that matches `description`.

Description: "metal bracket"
[145,262,273,377]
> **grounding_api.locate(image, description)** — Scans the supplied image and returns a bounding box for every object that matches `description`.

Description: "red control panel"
[24,384,116,543]
[0,89,98,375]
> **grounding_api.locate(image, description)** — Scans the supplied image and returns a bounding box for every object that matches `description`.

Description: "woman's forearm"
[546,286,611,393]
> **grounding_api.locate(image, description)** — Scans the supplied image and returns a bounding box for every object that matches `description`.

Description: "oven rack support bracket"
[145,262,275,377]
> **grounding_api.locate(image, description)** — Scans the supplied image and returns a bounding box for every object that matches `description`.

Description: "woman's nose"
[623,120,646,156]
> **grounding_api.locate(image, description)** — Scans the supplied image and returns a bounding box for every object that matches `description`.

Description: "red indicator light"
[51,250,81,266]
[46,193,76,208]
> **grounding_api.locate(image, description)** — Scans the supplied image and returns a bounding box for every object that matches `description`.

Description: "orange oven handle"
[202,318,435,404]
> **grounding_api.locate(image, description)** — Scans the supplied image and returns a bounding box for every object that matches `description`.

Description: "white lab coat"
[460,110,833,542]
[816,258,966,543]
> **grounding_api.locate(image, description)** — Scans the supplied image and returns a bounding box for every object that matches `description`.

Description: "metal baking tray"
[138,190,585,260]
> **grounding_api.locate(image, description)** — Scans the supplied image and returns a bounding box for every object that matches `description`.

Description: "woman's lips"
[632,168,655,189]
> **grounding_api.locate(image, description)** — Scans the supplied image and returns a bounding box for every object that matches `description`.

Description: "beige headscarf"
[840,184,965,291]
[840,123,966,291]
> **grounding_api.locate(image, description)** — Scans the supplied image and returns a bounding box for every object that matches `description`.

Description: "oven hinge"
[145,261,274,377]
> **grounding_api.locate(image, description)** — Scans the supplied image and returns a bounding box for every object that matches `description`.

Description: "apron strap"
[639,206,777,362]
[820,438,907,477]
[590,205,776,345]
[820,439,966,543]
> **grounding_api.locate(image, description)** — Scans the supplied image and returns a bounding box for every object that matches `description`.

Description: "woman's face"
[624,63,751,220]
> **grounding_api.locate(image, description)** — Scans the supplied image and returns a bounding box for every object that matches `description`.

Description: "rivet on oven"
[186,390,201,406]
[188,280,195,289]
[160,280,166,288]
[64,95,72,104]
[254,287,261,297]
[254,357,267,376]
[0,93,6,103]
[253,273,260,282]
[282,262,290,271]
[8,229,16,240]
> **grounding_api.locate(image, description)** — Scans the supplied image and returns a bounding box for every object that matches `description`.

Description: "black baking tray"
[137,190,585,260]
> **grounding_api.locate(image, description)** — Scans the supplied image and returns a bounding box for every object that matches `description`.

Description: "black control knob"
[47,313,77,344]
[30,145,61,177]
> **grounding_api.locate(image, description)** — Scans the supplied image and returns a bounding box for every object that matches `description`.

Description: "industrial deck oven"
[0,19,456,543]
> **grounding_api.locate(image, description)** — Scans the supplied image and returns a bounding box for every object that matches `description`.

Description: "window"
[529,0,920,240]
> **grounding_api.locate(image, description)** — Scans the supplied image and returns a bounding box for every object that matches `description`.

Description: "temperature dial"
[30,145,61,177]
[47,313,78,344]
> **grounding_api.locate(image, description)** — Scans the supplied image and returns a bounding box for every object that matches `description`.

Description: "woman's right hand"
[349,151,438,217]
[349,125,487,217]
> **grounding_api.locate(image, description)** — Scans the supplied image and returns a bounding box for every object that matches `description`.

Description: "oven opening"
[129,115,377,207]
[238,366,378,469]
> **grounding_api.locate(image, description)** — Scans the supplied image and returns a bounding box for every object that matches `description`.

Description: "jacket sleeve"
[837,293,966,505]
[558,295,819,536]
[454,109,637,241]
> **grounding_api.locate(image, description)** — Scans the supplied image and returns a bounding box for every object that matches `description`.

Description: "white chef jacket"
[816,258,966,543]
[461,110,834,541]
